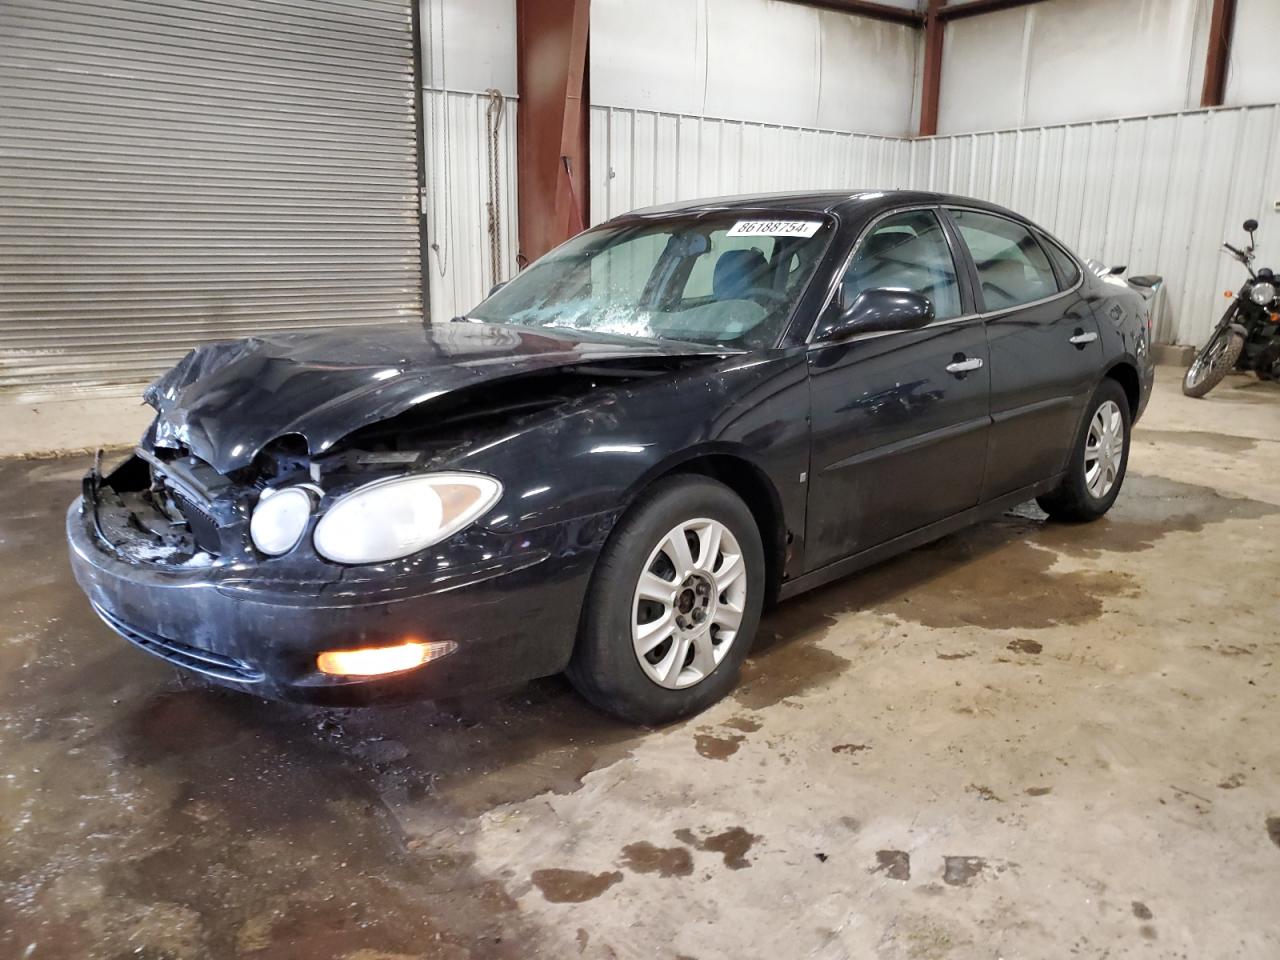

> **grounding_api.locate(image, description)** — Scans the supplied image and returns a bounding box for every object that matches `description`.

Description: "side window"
[840,210,961,320]
[1039,233,1082,289]
[950,209,1058,310]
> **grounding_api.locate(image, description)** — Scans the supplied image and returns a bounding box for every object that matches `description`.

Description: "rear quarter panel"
[1088,273,1156,421]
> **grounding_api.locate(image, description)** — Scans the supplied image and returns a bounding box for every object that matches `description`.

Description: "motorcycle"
[1183,218,1280,398]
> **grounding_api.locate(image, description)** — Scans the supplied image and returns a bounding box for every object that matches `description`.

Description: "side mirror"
[488,281,508,297]
[814,288,934,343]
[1244,218,1258,252]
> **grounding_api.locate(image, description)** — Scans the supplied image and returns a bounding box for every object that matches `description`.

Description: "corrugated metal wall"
[590,102,1280,347]
[417,0,519,323]
[0,0,422,401]
[421,89,519,323]
[589,105,912,225]
[905,104,1280,346]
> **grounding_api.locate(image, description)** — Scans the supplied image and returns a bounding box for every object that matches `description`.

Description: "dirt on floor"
[1,371,1278,960]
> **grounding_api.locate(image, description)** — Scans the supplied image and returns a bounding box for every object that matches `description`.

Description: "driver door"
[804,208,991,570]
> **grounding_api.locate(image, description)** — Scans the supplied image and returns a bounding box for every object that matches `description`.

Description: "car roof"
[621,189,1024,223]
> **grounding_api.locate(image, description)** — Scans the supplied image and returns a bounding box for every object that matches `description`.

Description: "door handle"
[945,356,983,375]
[1069,329,1098,346]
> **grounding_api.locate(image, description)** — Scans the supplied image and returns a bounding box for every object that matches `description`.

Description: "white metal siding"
[418,0,519,323]
[421,89,519,323]
[589,105,913,225]
[0,0,421,400]
[907,105,1280,346]
[592,101,1280,348]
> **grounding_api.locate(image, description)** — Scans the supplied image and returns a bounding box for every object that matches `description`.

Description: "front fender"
[620,440,780,505]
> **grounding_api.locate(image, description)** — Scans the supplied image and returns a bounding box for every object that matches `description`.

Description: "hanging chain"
[425,0,451,278]
[484,88,505,286]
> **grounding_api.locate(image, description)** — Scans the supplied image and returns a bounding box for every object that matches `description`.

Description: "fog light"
[316,639,457,677]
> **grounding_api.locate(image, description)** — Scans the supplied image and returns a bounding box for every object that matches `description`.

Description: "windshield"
[469,214,834,348]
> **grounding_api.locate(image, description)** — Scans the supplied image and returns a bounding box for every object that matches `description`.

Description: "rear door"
[805,207,990,570]
[946,209,1101,500]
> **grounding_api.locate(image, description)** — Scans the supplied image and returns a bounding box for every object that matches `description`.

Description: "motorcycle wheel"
[1183,324,1245,398]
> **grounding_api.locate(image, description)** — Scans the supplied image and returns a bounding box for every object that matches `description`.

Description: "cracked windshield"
[470,215,834,348]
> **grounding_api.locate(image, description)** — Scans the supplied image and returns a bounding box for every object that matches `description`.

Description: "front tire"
[567,475,765,725]
[1183,318,1245,398]
[1037,379,1131,523]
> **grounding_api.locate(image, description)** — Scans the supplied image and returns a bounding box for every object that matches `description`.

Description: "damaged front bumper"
[66,496,598,704]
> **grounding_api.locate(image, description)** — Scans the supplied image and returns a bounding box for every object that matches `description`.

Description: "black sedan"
[68,190,1156,724]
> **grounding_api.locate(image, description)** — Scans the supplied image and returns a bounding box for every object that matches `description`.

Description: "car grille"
[91,602,264,684]
[168,488,222,554]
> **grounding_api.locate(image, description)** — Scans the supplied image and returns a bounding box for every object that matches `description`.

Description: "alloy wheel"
[1083,400,1124,499]
[631,517,748,690]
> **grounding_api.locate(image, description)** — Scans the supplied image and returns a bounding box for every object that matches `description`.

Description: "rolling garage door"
[0,0,422,400]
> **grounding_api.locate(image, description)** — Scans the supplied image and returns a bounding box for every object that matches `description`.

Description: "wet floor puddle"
[618,841,694,878]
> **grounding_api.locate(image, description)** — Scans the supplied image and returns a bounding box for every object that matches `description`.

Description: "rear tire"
[1183,322,1245,398]
[1037,379,1131,523]
[566,475,765,725]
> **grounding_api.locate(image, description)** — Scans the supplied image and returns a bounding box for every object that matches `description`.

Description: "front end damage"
[69,330,726,703]
[70,320,737,701]
[70,449,589,703]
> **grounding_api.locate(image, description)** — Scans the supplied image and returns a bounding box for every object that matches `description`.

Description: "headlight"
[313,473,502,565]
[249,486,314,556]
[1250,281,1277,306]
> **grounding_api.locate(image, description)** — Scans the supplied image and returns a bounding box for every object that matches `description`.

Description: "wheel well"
[1105,362,1140,417]
[667,455,786,604]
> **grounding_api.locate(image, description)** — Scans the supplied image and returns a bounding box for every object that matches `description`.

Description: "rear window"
[1039,234,1082,289]
[950,208,1058,310]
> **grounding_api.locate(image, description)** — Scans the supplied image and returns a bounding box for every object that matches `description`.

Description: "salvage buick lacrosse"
[69,191,1155,723]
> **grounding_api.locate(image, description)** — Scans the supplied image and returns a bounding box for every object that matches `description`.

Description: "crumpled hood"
[145,322,726,474]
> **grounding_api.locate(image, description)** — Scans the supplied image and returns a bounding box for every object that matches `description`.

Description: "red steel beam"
[784,0,923,26]
[918,0,944,136]
[516,0,590,266]
[937,0,1048,19]
[784,0,1050,26]
[1200,0,1237,107]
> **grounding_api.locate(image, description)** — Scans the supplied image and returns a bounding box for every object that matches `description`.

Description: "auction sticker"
[727,219,823,238]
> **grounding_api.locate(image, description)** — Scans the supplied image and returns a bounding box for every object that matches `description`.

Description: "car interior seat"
[713,249,770,301]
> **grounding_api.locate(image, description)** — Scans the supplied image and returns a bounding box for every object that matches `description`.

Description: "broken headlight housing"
[312,473,502,565]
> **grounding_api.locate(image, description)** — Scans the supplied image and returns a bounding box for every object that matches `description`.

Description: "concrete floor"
[0,394,154,460]
[2,369,1278,960]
